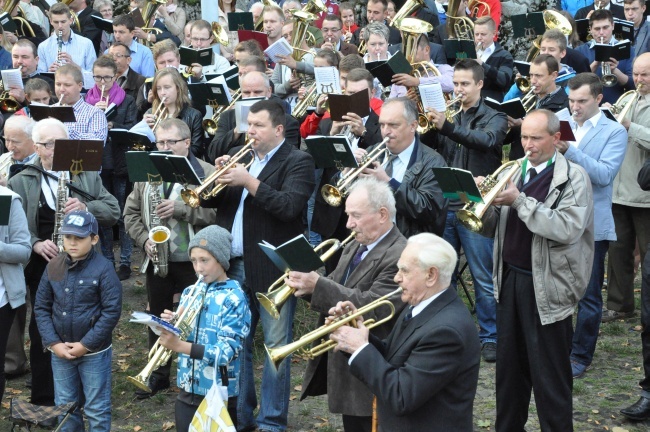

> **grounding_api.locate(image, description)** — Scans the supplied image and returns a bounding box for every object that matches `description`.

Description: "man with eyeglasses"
[186,20,231,78]
[124,118,217,398]
[8,117,119,407]
[109,42,146,101]
[321,14,359,56]
[107,14,155,78]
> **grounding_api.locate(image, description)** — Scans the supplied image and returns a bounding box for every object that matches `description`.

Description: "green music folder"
[510,12,545,39]
[0,195,11,225]
[149,153,202,186]
[431,167,483,203]
[125,151,163,183]
[228,12,254,31]
[366,51,412,87]
[259,234,326,273]
[305,135,359,169]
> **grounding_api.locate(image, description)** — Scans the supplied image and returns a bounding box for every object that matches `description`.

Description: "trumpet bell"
[149,226,170,244]
[180,188,201,209]
[257,291,284,320]
[516,76,531,93]
[202,118,218,135]
[126,375,152,393]
[0,97,19,113]
[212,21,229,46]
[321,184,344,207]
[456,209,483,232]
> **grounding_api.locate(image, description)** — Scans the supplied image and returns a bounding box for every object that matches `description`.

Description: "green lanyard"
[521,157,553,184]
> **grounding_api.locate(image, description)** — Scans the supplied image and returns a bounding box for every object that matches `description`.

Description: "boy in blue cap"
[34,210,122,432]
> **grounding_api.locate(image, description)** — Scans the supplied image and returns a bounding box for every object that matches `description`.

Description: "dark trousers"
[174,392,238,432]
[4,300,27,375]
[0,303,17,400]
[496,266,573,432]
[640,243,650,393]
[607,204,650,313]
[146,261,196,381]
[28,280,54,406]
[342,414,372,432]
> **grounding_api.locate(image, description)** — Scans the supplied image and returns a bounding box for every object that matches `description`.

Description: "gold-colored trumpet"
[321,138,389,207]
[610,83,643,122]
[203,90,241,135]
[151,96,167,132]
[265,287,402,369]
[257,232,356,319]
[520,85,537,113]
[212,21,229,46]
[426,95,463,133]
[292,83,318,119]
[0,67,21,112]
[181,141,254,207]
[457,151,532,232]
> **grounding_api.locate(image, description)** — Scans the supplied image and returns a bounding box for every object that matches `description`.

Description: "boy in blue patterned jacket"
[158,225,251,431]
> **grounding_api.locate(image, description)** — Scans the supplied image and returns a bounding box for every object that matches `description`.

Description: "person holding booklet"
[156,225,250,431]
[576,9,634,104]
[271,19,315,106]
[124,118,217,399]
[186,20,231,78]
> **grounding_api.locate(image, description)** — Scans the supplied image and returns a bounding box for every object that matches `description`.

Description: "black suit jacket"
[349,288,480,432]
[311,110,383,239]
[339,41,359,56]
[201,142,315,293]
[121,67,146,103]
[388,42,447,65]
[564,47,591,74]
[481,43,514,102]
[75,6,102,54]
[575,3,625,20]
[300,226,408,416]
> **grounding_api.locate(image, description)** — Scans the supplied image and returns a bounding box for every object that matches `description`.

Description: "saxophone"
[142,181,170,277]
[51,172,68,252]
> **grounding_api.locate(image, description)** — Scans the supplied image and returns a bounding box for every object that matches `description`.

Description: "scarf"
[85,81,126,106]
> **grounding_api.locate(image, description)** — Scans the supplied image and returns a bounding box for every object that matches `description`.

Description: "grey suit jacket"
[634,21,650,58]
[350,288,480,431]
[300,226,408,416]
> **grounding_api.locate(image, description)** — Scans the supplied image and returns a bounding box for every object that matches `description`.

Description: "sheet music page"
[129,119,156,142]
[1,68,23,90]
[418,83,446,112]
[314,66,341,94]
[82,71,95,90]
[235,99,263,133]
[555,107,572,121]
[264,38,293,64]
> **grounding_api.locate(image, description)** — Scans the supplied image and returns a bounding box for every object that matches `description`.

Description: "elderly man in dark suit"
[329,232,480,432]
[289,178,407,432]
[200,99,315,432]
[207,71,300,161]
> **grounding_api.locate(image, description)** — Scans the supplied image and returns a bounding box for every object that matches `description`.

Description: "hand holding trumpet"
[327,301,369,354]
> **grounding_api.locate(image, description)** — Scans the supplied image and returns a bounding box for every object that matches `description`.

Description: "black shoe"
[621,396,650,421]
[481,342,497,363]
[117,265,132,281]
[25,376,32,388]
[134,376,170,399]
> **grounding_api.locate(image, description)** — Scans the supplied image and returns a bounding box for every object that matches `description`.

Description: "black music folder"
[513,60,531,78]
[576,19,590,42]
[259,234,325,273]
[0,195,11,225]
[432,167,483,204]
[52,139,104,174]
[188,81,231,107]
[0,12,17,33]
[365,51,412,87]
[443,39,477,61]
[109,129,154,151]
[205,65,240,90]
[180,46,214,67]
[30,104,76,122]
[228,12,254,31]
[614,19,635,44]
[125,151,165,183]
[594,39,631,62]
[510,12,545,39]
[149,153,202,186]
[328,89,371,122]
[484,97,527,119]
[91,15,114,33]
[304,135,359,169]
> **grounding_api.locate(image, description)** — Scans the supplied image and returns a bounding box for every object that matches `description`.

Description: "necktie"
[403,306,413,322]
[117,76,126,88]
[527,169,538,184]
[349,245,368,272]
[384,153,398,178]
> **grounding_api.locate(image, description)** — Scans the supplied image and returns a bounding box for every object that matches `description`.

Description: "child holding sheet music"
[157,225,251,432]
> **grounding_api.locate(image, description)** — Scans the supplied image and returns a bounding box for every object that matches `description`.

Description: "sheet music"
[82,71,95,90]
[235,98,264,133]
[130,119,156,143]
[1,68,23,90]
[314,66,341,94]
[207,75,232,104]
[418,83,447,112]
[264,38,293,64]
[555,107,572,121]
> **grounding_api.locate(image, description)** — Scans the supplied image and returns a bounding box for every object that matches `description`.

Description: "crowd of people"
[0,0,649,431]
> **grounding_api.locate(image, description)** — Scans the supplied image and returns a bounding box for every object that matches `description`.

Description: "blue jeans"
[228,259,296,432]
[51,348,112,432]
[444,210,497,344]
[571,240,609,367]
[99,176,132,267]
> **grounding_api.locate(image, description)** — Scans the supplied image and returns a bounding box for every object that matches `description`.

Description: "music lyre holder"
[70,160,83,176]
[51,139,104,174]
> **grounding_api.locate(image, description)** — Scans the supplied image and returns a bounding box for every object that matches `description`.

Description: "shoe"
[481,342,497,363]
[571,360,591,379]
[621,396,650,421]
[134,375,170,399]
[25,376,32,388]
[117,265,132,281]
[602,308,635,323]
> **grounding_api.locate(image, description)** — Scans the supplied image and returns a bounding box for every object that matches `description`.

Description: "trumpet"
[600,37,618,87]
[0,67,21,112]
[610,83,643,122]
[520,85,537,113]
[292,83,318,119]
[151,97,167,132]
[321,138,389,207]
[203,89,241,135]
[457,151,532,232]
[427,95,463,132]
[181,141,255,207]
[128,275,206,392]
[257,232,356,319]
[265,287,402,370]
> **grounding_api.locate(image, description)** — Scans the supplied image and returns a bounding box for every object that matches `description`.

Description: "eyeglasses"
[155,138,187,147]
[111,53,131,59]
[190,37,210,43]
[93,75,115,82]
[36,141,56,149]
[322,27,341,33]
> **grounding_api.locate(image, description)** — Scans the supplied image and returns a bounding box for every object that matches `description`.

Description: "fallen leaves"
[162,421,175,430]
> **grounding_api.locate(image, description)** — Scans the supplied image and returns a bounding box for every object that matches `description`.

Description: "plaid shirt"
[66,98,108,142]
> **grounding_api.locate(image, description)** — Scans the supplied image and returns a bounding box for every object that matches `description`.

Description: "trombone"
[151,96,167,132]
[257,232,357,319]
[265,287,403,370]
[321,137,390,207]
[181,140,254,207]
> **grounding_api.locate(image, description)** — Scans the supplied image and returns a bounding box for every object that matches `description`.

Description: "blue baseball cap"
[59,210,99,237]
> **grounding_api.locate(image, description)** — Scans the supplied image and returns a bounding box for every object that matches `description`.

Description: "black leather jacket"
[145,103,204,158]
